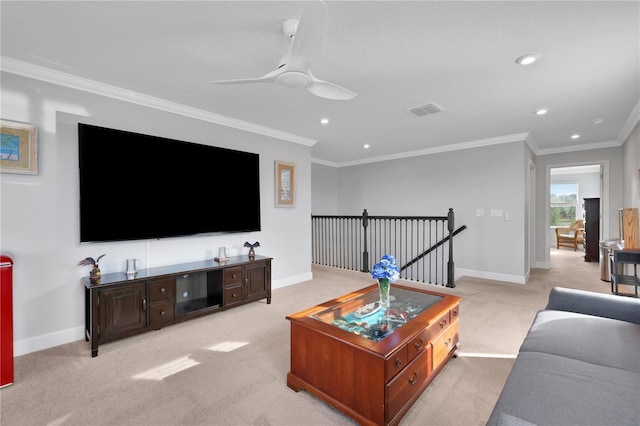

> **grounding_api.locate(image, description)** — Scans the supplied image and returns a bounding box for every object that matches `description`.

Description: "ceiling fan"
[209,1,357,100]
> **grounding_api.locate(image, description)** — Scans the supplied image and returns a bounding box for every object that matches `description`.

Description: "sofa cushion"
[486,352,640,426]
[519,309,640,372]
[545,287,640,324]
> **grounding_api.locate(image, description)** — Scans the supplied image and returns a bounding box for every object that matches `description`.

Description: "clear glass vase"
[378,278,391,308]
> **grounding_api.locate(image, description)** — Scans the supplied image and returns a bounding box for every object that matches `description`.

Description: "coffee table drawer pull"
[408,371,418,385]
[414,338,424,351]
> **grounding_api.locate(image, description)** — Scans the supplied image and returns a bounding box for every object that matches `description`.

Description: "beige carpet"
[0,248,609,426]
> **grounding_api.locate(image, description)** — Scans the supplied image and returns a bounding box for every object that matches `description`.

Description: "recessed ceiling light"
[320,118,329,125]
[363,144,370,149]
[516,54,538,65]
[571,134,580,139]
[534,108,548,115]
[593,118,605,125]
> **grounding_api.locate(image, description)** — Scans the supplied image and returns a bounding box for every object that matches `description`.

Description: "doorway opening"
[548,164,603,263]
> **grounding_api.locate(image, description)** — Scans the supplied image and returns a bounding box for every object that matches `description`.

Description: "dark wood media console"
[83,255,271,357]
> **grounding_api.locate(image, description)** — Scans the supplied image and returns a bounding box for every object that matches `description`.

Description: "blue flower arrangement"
[371,254,400,283]
[372,254,400,307]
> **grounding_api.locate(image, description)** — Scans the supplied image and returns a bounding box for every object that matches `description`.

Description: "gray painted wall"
[311,141,627,283]
[1,72,312,355]
[326,142,529,283]
[311,163,338,214]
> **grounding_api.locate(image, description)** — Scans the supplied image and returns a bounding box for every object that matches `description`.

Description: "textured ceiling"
[1,1,638,165]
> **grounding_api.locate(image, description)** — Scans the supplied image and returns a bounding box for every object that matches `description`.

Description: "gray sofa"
[487,287,640,426]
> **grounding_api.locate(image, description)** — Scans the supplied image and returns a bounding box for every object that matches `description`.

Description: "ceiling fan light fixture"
[276,72,311,88]
[516,54,538,65]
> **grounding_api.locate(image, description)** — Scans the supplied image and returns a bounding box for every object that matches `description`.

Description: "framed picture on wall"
[275,161,295,207]
[1,119,38,175]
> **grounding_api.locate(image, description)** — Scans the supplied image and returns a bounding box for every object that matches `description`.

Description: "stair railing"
[311,209,464,287]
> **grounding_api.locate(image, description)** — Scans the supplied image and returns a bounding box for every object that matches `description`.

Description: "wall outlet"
[490,209,503,217]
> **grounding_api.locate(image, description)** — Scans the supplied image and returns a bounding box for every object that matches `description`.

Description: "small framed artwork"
[275,161,295,207]
[1,119,38,175]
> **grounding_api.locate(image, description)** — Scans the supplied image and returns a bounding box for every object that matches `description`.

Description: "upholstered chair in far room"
[555,219,585,251]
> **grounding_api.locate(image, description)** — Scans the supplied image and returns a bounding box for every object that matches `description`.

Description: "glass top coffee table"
[286,283,461,425]
[310,286,445,342]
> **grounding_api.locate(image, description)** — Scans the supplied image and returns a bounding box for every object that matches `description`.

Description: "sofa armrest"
[545,287,640,324]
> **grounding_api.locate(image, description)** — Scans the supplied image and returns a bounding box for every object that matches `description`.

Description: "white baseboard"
[272,272,313,289]
[456,268,526,285]
[12,271,317,357]
[14,326,84,357]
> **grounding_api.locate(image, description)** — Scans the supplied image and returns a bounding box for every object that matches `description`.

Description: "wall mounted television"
[78,123,261,243]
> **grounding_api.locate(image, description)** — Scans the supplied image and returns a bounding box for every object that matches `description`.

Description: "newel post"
[361,209,370,273]
[447,208,456,288]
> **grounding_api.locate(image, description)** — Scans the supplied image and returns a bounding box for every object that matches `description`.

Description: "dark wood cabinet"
[583,198,600,262]
[84,255,271,357]
[100,283,146,338]
[245,261,270,302]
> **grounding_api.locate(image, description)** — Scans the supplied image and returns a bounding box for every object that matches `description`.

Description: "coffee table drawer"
[386,344,409,381]
[433,320,459,369]
[386,348,432,421]
[451,303,460,323]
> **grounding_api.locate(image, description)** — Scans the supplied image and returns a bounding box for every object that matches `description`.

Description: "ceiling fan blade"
[288,1,327,71]
[209,69,280,85]
[307,78,357,100]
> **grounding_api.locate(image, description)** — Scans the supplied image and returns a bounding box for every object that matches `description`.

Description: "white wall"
[311,141,628,283]
[311,163,338,214]
[1,72,313,355]
[331,142,529,284]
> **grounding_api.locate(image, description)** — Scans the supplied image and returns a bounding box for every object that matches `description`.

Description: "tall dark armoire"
[583,197,600,262]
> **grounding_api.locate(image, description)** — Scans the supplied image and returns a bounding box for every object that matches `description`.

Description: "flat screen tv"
[78,123,261,243]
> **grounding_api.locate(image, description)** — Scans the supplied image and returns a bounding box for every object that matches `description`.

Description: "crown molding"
[310,157,341,167]
[319,132,530,168]
[536,139,621,156]
[618,97,640,144]
[0,56,316,147]
[523,133,540,155]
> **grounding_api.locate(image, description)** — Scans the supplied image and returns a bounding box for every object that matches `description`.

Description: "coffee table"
[286,283,461,425]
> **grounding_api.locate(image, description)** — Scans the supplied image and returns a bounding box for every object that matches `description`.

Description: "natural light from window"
[207,341,249,352]
[132,356,200,381]
[550,183,579,226]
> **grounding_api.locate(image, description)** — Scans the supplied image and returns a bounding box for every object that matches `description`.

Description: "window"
[550,183,579,226]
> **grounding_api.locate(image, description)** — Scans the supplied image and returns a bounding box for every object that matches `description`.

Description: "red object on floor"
[1,255,13,387]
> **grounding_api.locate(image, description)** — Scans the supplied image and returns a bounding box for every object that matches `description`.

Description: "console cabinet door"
[244,262,269,301]
[100,283,146,338]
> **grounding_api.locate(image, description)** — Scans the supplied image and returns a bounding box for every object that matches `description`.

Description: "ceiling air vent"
[406,102,443,117]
